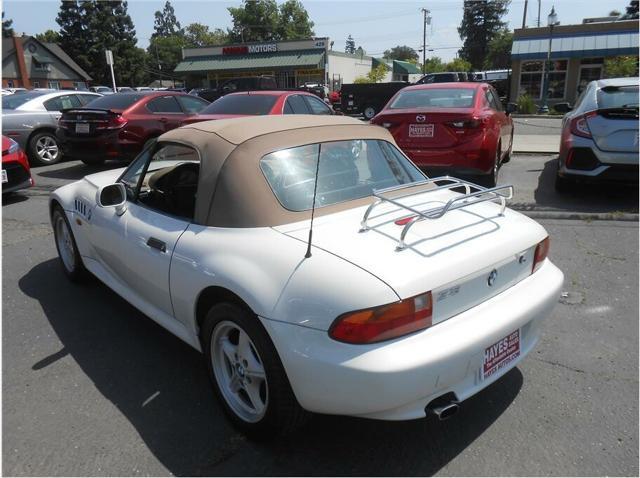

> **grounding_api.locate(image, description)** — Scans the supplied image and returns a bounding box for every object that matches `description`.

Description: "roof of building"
[175,50,324,73]
[393,60,421,75]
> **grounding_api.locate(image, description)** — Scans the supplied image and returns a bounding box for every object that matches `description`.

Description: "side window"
[304,95,332,115]
[44,95,81,111]
[283,100,294,114]
[490,89,504,111]
[177,95,210,113]
[121,143,201,219]
[146,96,182,113]
[485,90,498,110]
[286,95,310,114]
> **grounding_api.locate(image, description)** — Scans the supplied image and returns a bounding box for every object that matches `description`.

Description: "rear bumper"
[402,137,496,175]
[2,159,33,193]
[261,259,563,420]
[56,128,140,162]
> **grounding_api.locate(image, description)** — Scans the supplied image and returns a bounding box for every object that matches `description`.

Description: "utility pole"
[421,8,430,74]
[522,0,528,28]
[155,43,162,88]
[537,0,541,27]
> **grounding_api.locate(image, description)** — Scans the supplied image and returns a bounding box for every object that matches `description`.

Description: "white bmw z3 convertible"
[50,115,564,437]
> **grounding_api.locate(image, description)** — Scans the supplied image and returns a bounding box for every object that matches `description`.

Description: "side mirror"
[505,102,517,115]
[96,183,127,215]
[554,102,572,113]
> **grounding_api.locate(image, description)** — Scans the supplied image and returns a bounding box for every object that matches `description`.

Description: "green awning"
[175,50,325,73]
[393,60,421,75]
[32,53,54,63]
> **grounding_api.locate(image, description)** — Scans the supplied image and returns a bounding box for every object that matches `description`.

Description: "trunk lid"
[374,108,482,150]
[275,188,547,325]
[587,108,639,153]
[58,108,126,138]
[182,113,247,125]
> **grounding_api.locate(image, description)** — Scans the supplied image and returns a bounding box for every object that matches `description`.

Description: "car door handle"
[146,237,166,253]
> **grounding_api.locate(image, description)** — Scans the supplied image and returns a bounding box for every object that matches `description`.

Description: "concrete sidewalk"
[513,134,560,154]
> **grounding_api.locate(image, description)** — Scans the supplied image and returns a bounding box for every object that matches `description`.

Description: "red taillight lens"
[97,115,127,130]
[570,111,596,138]
[329,292,433,344]
[447,117,482,129]
[532,237,550,274]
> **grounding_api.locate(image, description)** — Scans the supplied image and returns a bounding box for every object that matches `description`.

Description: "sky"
[2,0,633,62]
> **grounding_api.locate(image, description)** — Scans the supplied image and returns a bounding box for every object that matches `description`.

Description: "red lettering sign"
[222,46,249,55]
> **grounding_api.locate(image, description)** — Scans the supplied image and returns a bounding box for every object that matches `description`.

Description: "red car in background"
[372,83,515,187]
[183,90,336,125]
[2,135,33,194]
[56,92,210,165]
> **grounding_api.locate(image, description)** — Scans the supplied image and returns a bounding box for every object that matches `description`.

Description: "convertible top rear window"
[260,139,425,212]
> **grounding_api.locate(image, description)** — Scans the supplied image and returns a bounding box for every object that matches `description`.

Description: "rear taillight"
[98,115,127,130]
[329,292,433,344]
[569,111,596,138]
[447,117,482,129]
[532,237,550,274]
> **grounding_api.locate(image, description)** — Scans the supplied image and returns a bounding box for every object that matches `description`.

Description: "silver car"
[556,77,639,191]
[2,90,100,166]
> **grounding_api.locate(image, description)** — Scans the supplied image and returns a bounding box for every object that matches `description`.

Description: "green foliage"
[483,29,512,69]
[276,0,314,40]
[148,34,186,77]
[445,57,472,72]
[183,23,227,47]
[56,0,150,86]
[153,1,182,38]
[621,0,639,19]
[2,12,14,38]
[517,94,536,114]
[367,64,389,83]
[383,45,418,62]
[604,56,639,78]
[345,34,356,54]
[35,30,62,43]
[609,9,621,16]
[353,76,369,84]
[227,0,314,42]
[424,57,446,73]
[458,0,510,70]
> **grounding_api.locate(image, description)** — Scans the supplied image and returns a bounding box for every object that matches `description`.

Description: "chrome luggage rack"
[359,176,514,251]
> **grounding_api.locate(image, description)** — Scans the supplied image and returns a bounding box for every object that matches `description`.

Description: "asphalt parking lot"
[2,155,638,476]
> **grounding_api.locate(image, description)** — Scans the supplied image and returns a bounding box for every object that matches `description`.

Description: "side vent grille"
[74,198,89,219]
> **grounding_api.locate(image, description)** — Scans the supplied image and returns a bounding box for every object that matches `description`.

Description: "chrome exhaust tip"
[429,402,459,420]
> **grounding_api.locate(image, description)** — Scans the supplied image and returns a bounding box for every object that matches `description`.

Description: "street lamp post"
[538,6,559,114]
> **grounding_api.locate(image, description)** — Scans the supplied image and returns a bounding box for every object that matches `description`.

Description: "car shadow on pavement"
[37,161,124,181]
[19,259,523,477]
[533,158,638,213]
[2,193,29,207]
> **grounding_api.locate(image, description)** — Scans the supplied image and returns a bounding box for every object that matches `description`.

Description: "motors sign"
[222,43,278,55]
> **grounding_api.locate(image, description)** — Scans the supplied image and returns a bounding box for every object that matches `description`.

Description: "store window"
[518,59,567,100]
[48,80,60,90]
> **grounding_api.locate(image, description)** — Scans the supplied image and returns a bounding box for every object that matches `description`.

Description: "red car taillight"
[447,117,482,129]
[97,115,128,130]
[329,292,433,344]
[569,111,596,138]
[532,237,550,274]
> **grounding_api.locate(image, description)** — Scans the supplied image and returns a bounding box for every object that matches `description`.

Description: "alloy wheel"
[55,215,76,272]
[36,135,59,163]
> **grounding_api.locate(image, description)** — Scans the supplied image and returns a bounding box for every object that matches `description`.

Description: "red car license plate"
[409,124,434,138]
[483,329,520,380]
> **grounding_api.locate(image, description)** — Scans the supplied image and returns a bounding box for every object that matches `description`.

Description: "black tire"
[51,206,89,282]
[554,173,574,193]
[80,157,106,166]
[478,144,500,188]
[28,131,62,166]
[202,303,308,439]
[502,131,514,164]
[362,104,377,120]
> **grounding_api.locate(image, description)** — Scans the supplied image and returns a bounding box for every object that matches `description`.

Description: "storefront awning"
[175,50,325,73]
[512,30,639,59]
[393,60,421,75]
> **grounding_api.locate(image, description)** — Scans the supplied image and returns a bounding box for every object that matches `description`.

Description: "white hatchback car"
[50,116,563,437]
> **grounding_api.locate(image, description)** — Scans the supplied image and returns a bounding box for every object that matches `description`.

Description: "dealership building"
[509,18,639,106]
[174,37,373,90]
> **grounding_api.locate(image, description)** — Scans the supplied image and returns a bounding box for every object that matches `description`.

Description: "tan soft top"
[157,115,403,228]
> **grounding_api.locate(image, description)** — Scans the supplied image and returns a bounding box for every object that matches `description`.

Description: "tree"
[2,12,14,37]
[383,45,418,62]
[35,30,62,43]
[604,56,638,77]
[152,1,182,38]
[609,9,621,16]
[445,57,472,72]
[367,64,389,83]
[227,0,279,42]
[276,0,314,40]
[57,1,94,79]
[621,0,639,18]
[148,34,186,77]
[345,34,356,54]
[183,23,227,47]
[423,57,446,73]
[483,29,512,69]
[458,0,510,70]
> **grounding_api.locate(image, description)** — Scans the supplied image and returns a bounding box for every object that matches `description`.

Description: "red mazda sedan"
[183,90,335,125]
[56,92,210,165]
[371,83,515,187]
[2,135,33,194]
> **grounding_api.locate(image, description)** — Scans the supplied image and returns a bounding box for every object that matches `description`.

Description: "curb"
[513,208,639,222]
[512,150,558,154]
[511,114,563,119]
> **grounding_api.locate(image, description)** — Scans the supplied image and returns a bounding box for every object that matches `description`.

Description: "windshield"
[2,91,46,109]
[390,88,476,109]
[83,93,147,110]
[597,85,639,109]
[201,94,278,115]
[260,139,425,211]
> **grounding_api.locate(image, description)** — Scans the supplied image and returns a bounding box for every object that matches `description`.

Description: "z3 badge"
[437,285,460,302]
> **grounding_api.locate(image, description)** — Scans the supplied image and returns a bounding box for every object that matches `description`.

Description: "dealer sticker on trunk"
[409,124,434,138]
[483,329,520,380]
